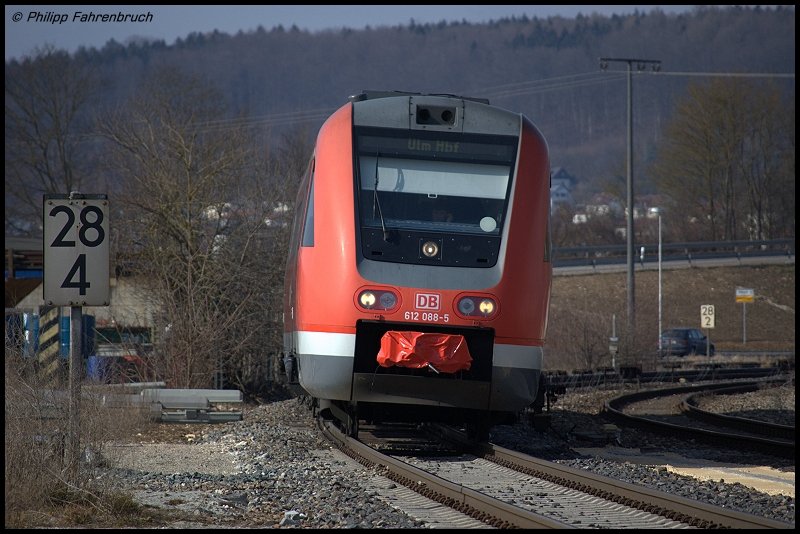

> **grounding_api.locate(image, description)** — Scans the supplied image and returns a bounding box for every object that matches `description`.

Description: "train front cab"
[284,92,551,429]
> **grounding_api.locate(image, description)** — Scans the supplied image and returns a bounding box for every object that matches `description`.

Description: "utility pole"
[599,57,661,353]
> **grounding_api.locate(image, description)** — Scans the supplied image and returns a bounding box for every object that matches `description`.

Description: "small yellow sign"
[735,288,754,303]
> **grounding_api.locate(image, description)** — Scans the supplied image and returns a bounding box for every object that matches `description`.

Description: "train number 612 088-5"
[404,311,450,323]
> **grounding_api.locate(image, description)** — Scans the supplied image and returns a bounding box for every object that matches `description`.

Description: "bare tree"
[548,306,612,371]
[652,79,794,241]
[98,67,303,390]
[546,280,612,372]
[5,45,102,236]
[735,83,795,239]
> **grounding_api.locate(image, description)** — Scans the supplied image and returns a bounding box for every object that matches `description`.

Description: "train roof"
[348,90,520,135]
[349,90,490,105]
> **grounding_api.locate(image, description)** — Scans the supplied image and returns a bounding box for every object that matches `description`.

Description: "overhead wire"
[190,71,625,134]
[187,69,794,134]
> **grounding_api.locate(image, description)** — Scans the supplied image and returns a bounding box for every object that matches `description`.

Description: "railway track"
[683,383,796,440]
[602,379,795,459]
[544,364,792,391]
[319,416,792,528]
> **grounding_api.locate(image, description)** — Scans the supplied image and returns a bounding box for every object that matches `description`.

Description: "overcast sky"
[5,5,703,62]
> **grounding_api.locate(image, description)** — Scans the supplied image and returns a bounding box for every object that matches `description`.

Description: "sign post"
[700,304,715,358]
[735,288,754,344]
[609,336,619,370]
[610,313,618,370]
[43,192,109,480]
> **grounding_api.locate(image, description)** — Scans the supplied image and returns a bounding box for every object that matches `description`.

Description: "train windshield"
[355,130,517,236]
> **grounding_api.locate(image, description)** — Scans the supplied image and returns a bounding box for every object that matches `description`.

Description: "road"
[555,253,794,276]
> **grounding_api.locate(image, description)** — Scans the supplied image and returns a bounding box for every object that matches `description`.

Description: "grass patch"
[7,482,187,528]
[4,350,156,528]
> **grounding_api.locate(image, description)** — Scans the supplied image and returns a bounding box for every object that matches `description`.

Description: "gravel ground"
[695,381,795,426]
[98,398,426,528]
[93,378,795,528]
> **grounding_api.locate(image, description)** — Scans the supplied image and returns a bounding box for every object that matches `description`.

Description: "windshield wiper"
[372,153,390,242]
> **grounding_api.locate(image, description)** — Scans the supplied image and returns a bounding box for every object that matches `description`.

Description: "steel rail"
[682,382,796,440]
[318,418,571,529]
[603,381,795,458]
[428,423,793,529]
[480,442,793,529]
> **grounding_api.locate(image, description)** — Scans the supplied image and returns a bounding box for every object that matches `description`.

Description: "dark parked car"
[659,328,715,356]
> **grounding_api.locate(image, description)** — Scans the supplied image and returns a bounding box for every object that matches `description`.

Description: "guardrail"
[553,238,795,268]
[5,238,796,278]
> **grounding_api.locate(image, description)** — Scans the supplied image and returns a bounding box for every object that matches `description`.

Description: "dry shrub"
[4,345,150,527]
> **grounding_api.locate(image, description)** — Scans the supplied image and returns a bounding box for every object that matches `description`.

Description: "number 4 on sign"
[701,305,715,329]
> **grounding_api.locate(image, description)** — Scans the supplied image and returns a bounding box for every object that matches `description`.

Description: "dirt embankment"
[546,263,795,369]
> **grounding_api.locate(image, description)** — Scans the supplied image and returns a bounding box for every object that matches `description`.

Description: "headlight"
[421,240,439,258]
[457,298,475,315]
[478,299,495,315]
[456,295,497,319]
[357,289,399,311]
[379,292,397,309]
[359,291,376,307]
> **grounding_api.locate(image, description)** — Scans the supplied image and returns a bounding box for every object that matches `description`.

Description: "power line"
[184,69,795,134]
[599,68,794,79]
[485,74,627,100]
[653,71,794,79]
[476,71,615,93]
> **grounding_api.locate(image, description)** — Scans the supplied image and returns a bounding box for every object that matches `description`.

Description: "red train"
[283,91,551,436]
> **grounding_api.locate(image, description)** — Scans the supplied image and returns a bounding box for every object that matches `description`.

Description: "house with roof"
[549,167,578,215]
[550,183,574,214]
[550,167,576,191]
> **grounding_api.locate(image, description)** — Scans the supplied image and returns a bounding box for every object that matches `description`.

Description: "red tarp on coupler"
[376,331,472,374]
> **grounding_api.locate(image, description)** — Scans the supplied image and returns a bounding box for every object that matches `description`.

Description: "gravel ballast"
[95,380,795,528]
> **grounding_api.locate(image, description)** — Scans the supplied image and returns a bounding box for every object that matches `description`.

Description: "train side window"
[301,174,315,247]
[544,218,552,262]
[288,158,314,256]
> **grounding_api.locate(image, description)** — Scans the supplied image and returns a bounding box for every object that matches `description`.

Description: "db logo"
[415,293,440,310]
